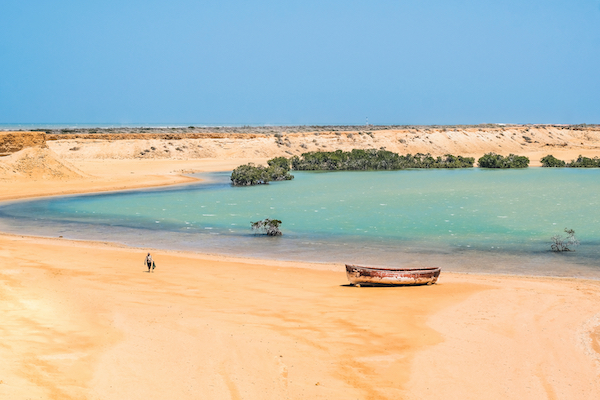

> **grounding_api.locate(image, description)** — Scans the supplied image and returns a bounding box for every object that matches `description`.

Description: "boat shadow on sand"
[340,283,436,288]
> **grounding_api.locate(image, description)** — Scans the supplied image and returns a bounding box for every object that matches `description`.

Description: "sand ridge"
[0,131,46,155]
[44,125,600,167]
[0,147,88,181]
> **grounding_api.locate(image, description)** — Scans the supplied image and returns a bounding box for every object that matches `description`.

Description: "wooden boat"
[345,264,441,286]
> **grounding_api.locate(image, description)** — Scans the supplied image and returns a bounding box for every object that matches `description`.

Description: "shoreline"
[2,157,600,399]
[0,173,201,202]
[4,230,600,282]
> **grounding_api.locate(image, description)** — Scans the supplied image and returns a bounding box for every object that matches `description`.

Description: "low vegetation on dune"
[291,149,475,170]
[477,153,530,168]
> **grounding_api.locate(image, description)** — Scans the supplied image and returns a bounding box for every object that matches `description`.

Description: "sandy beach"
[1,131,600,399]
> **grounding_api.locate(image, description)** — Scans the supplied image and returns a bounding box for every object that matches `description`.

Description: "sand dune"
[46,126,600,166]
[0,147,88,181]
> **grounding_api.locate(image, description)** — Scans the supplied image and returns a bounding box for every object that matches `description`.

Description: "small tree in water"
[251,218,282,236]
[551,228,579,252]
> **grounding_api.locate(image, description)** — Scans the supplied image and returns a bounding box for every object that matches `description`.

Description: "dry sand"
[46,125,600,167]
[1,135,600,399]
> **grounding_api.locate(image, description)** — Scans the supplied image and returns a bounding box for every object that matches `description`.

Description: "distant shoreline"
[2,123,599,135]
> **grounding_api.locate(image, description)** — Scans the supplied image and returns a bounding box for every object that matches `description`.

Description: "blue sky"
[1,0,599,125]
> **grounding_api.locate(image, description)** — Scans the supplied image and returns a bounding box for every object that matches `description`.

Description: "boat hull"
[345,264,441,286]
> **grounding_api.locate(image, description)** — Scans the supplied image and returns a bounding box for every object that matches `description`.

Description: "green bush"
[540,154,600,168]
[540,155,566,167]
[290,149,474,171]
[267,156,291,171]
[567,155,600,168]
[478,153,529,168]
[230,159,294,186]
[230,163,270,185]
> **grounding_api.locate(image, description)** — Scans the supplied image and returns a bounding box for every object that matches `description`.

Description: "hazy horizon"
[1,122,596,130]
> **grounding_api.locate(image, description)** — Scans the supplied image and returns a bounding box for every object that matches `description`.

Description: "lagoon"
[1,169,599,278]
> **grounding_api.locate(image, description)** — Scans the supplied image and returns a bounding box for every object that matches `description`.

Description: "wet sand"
[1,158,600,399]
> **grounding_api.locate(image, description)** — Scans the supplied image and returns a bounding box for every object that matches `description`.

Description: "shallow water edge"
[1,169,599,280]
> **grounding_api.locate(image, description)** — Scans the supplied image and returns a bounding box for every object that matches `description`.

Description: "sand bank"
[0,157,264,202]
[1,156,600,399]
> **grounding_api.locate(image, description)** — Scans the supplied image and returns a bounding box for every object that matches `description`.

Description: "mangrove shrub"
[568,155,600,168]
[230,160,294,186]
[540,155,566,167]
[251,218,282,236]
[540,154,600,168]
[551,228,579,252]
[291,149,474,171]
[478,153,529,168]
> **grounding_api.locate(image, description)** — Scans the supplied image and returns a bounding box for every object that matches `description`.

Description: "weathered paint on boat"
[345,264,441,286]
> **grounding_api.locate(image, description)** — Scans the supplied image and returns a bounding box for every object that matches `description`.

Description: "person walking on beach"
[144,253,153,272]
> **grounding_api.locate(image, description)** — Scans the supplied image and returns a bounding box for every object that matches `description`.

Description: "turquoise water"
[1,169,599,278]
